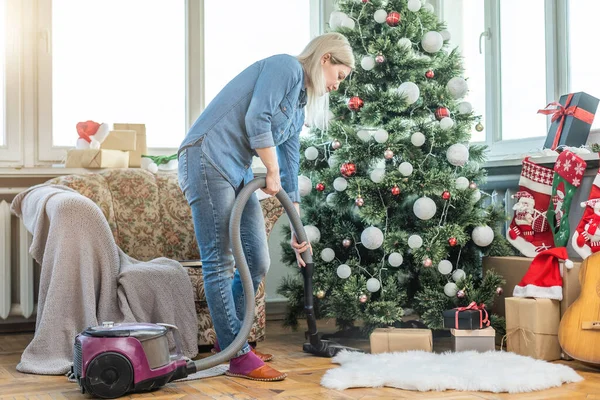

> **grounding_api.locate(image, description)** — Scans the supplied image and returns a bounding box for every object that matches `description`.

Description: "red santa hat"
[513,247,573,301]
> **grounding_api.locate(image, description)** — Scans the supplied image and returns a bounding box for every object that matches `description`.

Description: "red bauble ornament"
[448,237,457,247]
[391,186,401,196]
[340,162,357,177]
[343,238,352,248]
[384,149,394,159]
[423,258,432,267]
[425,69,435,79]
[316,183,325,192]
[347,96,364,111]
[469,182,477,189]
[496,287,504,296]
[332,139,342,150]
[435,107,450,120]
[355,196,365,207]
[362,0,369,2]
[457,289,466,298]
[442,190,451,200]
[359,294,368,303]
[375,53,385,63]
[386,11,401,27]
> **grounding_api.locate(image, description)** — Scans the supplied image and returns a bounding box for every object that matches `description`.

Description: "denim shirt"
[179,54,306,203]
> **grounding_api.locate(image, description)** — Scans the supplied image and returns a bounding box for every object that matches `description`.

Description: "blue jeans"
[178,142,270,357]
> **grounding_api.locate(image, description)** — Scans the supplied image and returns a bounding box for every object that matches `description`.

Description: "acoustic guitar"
[558,251,600,364]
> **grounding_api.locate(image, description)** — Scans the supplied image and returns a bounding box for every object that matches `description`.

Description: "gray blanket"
[11,184,198,375]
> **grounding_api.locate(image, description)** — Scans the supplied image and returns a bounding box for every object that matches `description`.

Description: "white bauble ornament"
[357,129,372,142]
[423,3,434,12]
[457,101,473,114]
[446,77,469,99]
[472,225,494,247]
[398,38,412,50]
[408,234,423,249]
[298,175,312,197]
[370,168,385,183]
[421,31,444,53]
[337,264,352,279]
[472,190,482,203]
[366,278,381,293]
[326,193,337,206]
[398,162,413,177]
[411,131,426,147]
[361,56,376,71]
[329,11,347,29]
[439,117,455,130]
[374,129,389,143]
[148,163,159,174]
[444,282,458,297]
[361,226,384,250]
[321,248,335,262]
[452,269,466,282]
[333,177,348,192]
[446,144,469,167]
[440,29,452,41]
[304,225,321,244]
[374,9,388,23]
[397,82,420,105]
[407,0,422,12]
[341,16,355,29]
[438,260,453,275]
[328,154,340,168]
[304,146,319,161]
[413,196,437,220]
[388,252,404,267]
[455,176,470,190]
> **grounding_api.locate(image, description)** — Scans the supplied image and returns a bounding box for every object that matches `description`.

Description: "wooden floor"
[1,320,600,399]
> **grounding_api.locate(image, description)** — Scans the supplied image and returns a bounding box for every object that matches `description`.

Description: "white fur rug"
[321,350,583,393]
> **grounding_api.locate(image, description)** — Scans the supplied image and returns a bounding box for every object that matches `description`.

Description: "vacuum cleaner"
[71,177,360,398]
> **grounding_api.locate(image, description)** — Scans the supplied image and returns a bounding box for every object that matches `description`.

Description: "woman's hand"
[262,168,281,196]
[291,232,312,267]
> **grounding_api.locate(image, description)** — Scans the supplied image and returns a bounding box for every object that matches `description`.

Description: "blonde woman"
[178,32,354,381]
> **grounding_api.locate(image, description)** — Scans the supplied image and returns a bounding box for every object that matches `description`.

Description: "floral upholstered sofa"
[47,168,284,347]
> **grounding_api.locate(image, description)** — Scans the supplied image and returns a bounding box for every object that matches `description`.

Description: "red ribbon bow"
[538,93,595,150]
[454,301,490,329]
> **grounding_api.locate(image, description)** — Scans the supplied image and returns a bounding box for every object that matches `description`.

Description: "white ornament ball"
[438,260,453,275]
[407,0,422,12]
[413,196,437,220]
[370,168,385,183]
[148,163,159,174]
[361,56,376,71]
[298,175,312,197]
[397,82,420,105]
[321,248,336,262]
[366,278,381,293]
[333,177,348,192]
[374,129,389,143]
[398,162,414,177]
[472,225,494,247]
[446,144,469,167]
[357,129,371,142]
[341,16,355,29]
[439,117,455,130]
[421,31,444,53]
[444,282,458,297]
[329,11,347,29]
[326,193,337,206]
[304,146,319,161]
[440,29,452,41]
[374,9,388,23]
[452,269,466,282]
[411,131,426,147]
[423,3,434,13]
[398,38,412,50]
[337,264,352,279]
[304,225,321,244]
[388,252,404,267]
[455,177,470,190]
[472,190,482,203]
[361,226,384,250]
[408,234,423,249]
[328,154,340,168]
[446,77,469,99]
[458,101,473,114]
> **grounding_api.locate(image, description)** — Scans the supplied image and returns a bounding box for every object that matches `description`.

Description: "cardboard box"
[452,327,496,352]
[370,328,432,354]
[542,92,599,150]
[101,130,137,151]
[505,297,561,361]
[113,123,147,167]
[66,149,129,169]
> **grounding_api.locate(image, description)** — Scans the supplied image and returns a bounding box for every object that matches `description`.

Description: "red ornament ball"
[348,96,364,111]
[442,190,451,200]
[355,196,365,207]
[425,69,435,79]
[496,287,504,296]
[343,238,352,248]
[386,11,401,27]
[448,237,458,247]
[316,183,325,192]
[359,294,368,303]
[469,182,477,189]
[384,149,394,159]
[362,0,369,2]
[332,139,342,150]
[423,258,432,267]
[391,186,401,196]
[457,289,466,298]
[435,107,450,120]
[340,162,357,177]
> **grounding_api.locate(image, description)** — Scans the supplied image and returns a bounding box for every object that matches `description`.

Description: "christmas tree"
[278,0,514,335]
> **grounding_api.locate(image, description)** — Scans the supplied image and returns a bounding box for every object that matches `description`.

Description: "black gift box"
[443,308,488,330]
[541,92,599,150]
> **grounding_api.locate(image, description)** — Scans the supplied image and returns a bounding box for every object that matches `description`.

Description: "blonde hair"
[297,32,355,129]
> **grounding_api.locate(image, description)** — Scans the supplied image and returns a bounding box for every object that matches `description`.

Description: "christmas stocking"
[507,157,555,257]
[547,150,586,247]
[572,167,600,259]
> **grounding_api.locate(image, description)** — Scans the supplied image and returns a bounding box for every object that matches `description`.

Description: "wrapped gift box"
[101,129,137,151]
[540,91,599,150]
[505,297,561,361]
[66,149,129,169]
[443,303,490,330]
[370,327,432,354]
[113,123,147,167]
[452,326,495,352]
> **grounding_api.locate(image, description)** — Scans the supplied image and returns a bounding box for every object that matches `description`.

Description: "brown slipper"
[211,346,274,362]
[225,364,287,382]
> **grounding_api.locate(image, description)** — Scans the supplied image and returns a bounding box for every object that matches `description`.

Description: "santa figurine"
[509,191,535,242]
[551,189,565,228]
[575,199,600,248]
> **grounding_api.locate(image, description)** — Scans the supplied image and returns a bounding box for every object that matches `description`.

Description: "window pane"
[500,0,547,140]
[568,0,600,130]
[442,0,485,142]
[52,0,185,148]
[204,0,311,107]
[0,0,5,147]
